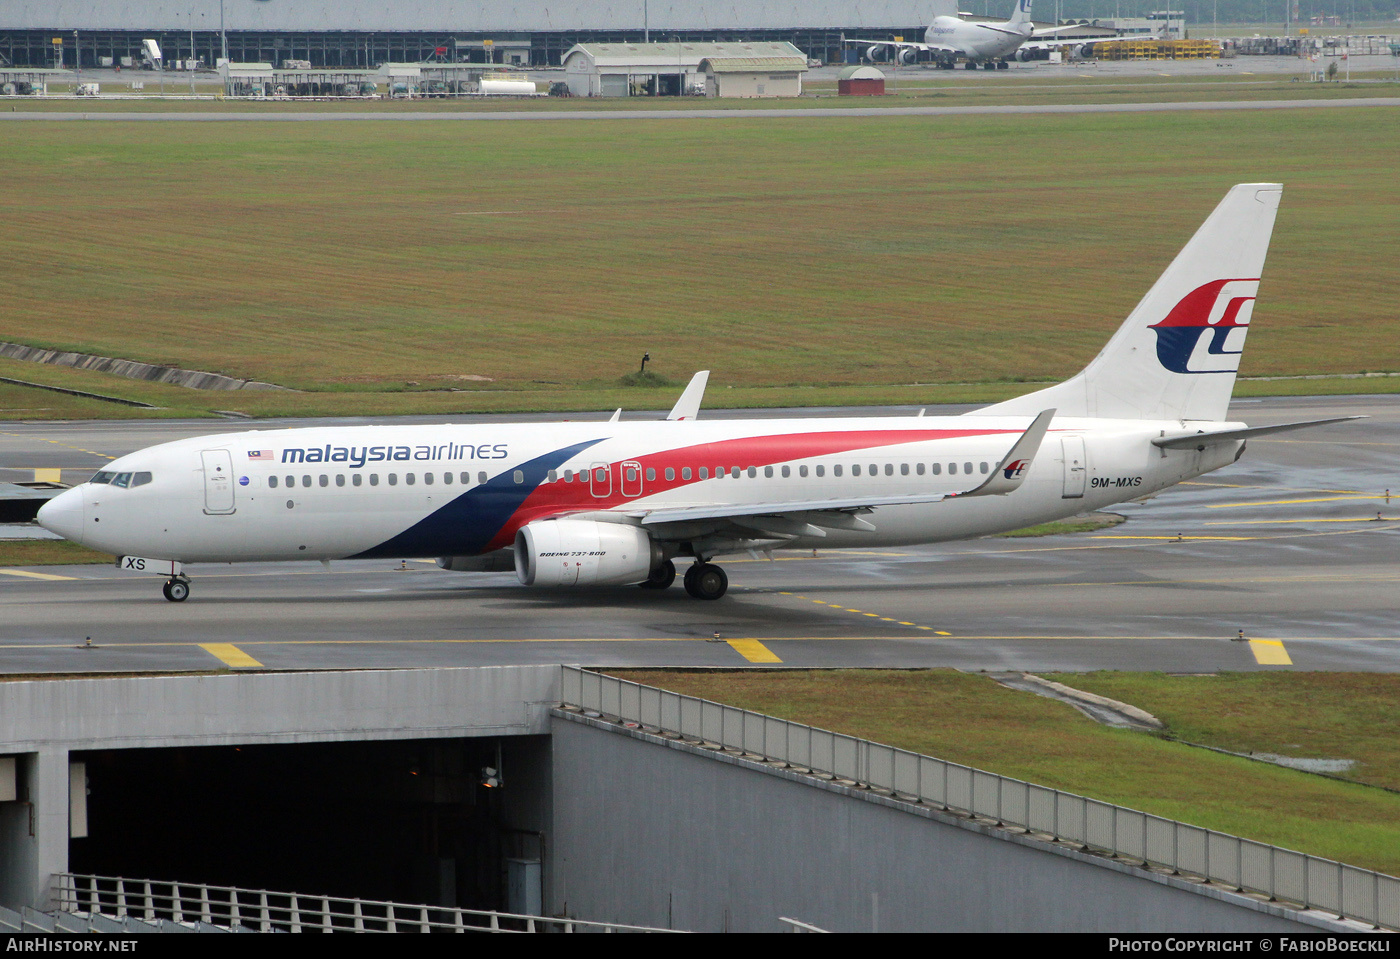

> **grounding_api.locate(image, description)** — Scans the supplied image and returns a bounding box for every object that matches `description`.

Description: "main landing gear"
[682,562,728,601]
[162,575,190,602]
[637,559,728,599]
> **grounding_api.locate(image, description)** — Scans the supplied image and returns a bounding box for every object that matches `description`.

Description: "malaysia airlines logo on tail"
[1148,278,1259,374]
[1002,459,1029,480]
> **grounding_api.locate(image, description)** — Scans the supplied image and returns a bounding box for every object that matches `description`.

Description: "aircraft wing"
[1151,415,1365,450]
[1030,24,1093,37]
[633,410,1054,537]
[843,38,952,56]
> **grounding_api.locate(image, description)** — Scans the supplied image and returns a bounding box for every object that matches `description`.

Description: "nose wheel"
[683,562,728,600]
[162,577,190,603]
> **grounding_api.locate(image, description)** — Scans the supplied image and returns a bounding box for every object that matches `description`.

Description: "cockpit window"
[92,471,153,490]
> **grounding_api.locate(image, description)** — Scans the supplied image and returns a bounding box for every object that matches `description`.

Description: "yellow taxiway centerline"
[199,643,265,668]
[0,569,76,581]
[1207,495,1385,508]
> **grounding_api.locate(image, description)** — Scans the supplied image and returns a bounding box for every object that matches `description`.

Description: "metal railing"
[560,666,1400,931]
[53,874,679,933]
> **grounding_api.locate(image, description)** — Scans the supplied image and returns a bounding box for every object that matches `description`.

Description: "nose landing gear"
[162,576,190,602]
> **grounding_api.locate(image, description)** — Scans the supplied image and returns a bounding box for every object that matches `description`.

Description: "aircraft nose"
[36,487,85,543]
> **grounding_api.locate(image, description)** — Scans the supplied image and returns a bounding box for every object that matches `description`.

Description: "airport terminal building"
[0,1,939,69]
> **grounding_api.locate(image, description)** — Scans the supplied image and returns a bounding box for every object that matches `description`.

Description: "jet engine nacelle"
[514,519,659,588]
[437,549,515,573]
[898,48,917,64]
[866,45,886,62]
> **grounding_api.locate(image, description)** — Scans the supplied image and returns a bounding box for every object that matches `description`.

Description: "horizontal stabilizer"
[1151,415,1365,449]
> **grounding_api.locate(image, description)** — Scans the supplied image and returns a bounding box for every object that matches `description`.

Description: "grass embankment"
[1044,672,1400,791]
[608,669,1400,875]
[1,107,1397,418]
[0,540,112,565]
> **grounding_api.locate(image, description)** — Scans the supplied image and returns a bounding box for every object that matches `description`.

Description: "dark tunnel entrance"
[68,735,550,911]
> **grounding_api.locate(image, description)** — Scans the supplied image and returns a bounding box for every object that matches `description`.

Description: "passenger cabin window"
[681,468,692,481]
[852,465,861,477]
[424,472,433,485]
[698,468,708,480]
[832,465,842,477]
[646,468,656,482]
[388,474,398,486]
[353,474,363,487]
[302,475,312,487]
[815,465,824,477]
[799,465,808,478]
[964,462,974,474]
[370,474,379,486]
[406,473,415,485]
[269,476,279,489]
[980,462,990,474]
[319,475,328,487]
[514,470,525,485]
[931,463,941,475]
[478,471,488,485]
[901,463,910,476]
[335,474,345,487]
[781,466,790,478]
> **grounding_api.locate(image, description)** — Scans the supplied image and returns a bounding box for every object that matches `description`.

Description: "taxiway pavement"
[0,394,1394,674]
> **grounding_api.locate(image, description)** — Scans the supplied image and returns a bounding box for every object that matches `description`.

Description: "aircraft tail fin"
[1007,0,1036,27]
[972,183,1282,423]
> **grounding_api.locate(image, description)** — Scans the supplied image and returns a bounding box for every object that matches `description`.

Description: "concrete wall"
[548,713,1343,933]
[0,666,559,910]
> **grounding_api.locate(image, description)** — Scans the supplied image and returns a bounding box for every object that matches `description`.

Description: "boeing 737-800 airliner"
[37,183,1357,602]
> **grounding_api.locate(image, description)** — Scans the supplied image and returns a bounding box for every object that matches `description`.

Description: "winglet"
[667,370,710,421]
[959,409,1055,497]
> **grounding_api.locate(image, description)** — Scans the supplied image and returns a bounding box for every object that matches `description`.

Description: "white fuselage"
[925,16,1033,61]
[38,414,1243,566]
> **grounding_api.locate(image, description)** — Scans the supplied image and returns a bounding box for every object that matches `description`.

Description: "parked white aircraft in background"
[38,183,1358,603]
[848,0,1082,69]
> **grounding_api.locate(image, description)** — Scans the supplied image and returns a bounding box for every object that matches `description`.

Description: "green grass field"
[1,102,1398,417]
[610,669,1400,875]
[0,540,113,565]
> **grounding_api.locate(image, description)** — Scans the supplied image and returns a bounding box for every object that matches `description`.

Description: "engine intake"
[514,519,659,588]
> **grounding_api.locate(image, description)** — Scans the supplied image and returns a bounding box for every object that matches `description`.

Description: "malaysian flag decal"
[247,450,273,461]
